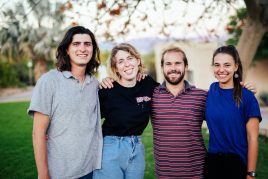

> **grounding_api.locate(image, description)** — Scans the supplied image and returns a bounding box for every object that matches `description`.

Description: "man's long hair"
[56,26,100,75]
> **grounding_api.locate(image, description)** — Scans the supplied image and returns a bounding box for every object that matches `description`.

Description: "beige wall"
[246,60,268,99]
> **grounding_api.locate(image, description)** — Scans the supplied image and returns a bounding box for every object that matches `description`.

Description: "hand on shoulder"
[240,81,257,94]
[99,77,115,89]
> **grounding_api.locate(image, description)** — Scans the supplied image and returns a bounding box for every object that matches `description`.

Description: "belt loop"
[131,136,135,144]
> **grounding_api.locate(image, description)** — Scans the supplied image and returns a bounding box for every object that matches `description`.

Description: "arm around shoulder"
[32,112,50,179]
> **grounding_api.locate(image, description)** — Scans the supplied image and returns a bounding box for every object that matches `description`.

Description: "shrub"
[0,61,19,87]
[12,62,31,85]
[260,92,268,106]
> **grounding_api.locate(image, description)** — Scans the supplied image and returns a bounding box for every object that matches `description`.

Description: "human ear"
[235,64,238,71]
[137,58,141,65]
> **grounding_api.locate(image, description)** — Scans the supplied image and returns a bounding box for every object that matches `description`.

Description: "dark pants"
[77,172,93,179]
[204,152,246,179]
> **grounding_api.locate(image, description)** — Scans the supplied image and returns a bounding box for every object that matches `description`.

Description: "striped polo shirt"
[151,80,207,179]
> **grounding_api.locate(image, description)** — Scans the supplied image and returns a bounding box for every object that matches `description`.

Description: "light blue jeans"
[93,136,145,179]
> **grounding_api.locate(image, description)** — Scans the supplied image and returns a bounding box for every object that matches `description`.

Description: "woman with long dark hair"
[205,45,262,179]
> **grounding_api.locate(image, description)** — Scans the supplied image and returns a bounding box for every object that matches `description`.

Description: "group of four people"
[28,26,261,179]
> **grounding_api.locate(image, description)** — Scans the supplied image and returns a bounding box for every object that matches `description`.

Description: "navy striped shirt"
[151,81,207,179]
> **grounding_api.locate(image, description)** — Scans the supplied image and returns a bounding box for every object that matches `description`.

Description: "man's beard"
[164,70,185,85]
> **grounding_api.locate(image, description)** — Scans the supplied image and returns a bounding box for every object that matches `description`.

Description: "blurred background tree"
[0,0,70,83]
[91,0,268,74]
[226,7,268,61]
[1,0,267,86]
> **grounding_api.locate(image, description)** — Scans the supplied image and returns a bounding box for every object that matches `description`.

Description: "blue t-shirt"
[205,82,262,164]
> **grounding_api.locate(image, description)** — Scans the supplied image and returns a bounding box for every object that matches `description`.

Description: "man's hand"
[99,77,114,89]
[136,73,147,82]
[240,81,257,94]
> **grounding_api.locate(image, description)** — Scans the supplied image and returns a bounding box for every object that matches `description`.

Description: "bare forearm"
[247,138,258,172]
[32,112,50,179]
[246,117,260,179]
[33,132,50,179]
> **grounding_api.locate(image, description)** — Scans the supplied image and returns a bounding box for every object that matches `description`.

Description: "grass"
[0,102,267,178]
[0,102,37,178]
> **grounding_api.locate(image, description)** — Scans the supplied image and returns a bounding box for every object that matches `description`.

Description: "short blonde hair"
[109,43,143,79]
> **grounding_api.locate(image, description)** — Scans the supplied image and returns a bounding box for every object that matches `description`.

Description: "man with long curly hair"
[28,26,102,179]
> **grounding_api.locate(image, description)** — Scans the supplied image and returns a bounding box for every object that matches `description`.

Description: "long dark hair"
[56,26,100,75]
[212,45,243,106]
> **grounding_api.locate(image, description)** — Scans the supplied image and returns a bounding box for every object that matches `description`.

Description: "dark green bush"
[260,92,268,106]
[12,62,31,85]
[0,61,19,87]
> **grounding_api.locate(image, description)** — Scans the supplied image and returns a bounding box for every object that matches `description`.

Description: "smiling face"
[213,53,238,88]
[114,50,140,84]
[162,51,187,85]
[66,34,93,68]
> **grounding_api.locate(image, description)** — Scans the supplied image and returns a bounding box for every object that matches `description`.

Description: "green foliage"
[254,33,268,60]
[260,92,268,106]
[0,102,267,178]
[100,50,110,66]
[257,135,268,177]
[46,60,56,71]
[0,0,69,81]
[142,52,157,80]
[0,61,19,87]
[0,59,34,87]
[13,61,33,86]
[225,8,247,45]
[226,8,268,60]
[142,122,156,178]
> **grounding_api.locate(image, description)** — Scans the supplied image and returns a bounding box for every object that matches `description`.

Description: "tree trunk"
[34,59,47,82]
[236,18,266,78]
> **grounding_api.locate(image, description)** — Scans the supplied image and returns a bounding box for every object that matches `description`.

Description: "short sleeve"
[243,90,262,122]
[27,74,54,118]
[98,88,108,119]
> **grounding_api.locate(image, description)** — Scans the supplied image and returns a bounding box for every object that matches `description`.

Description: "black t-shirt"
[99,76,159,136]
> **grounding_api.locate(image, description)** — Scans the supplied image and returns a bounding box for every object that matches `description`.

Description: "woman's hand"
[240,81,257,94]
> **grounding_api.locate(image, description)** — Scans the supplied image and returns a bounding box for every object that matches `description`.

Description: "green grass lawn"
[0,102,267,178]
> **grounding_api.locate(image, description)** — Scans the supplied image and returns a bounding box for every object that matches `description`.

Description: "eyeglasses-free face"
[213,53,238,88]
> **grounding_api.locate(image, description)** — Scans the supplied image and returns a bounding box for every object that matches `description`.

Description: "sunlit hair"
[56,26,100,75]
[161,47,188,67]
[212,45,243,106]
[109,43,143,79]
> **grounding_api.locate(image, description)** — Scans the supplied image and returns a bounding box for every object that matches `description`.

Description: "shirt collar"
[62,71,73,79]
[62,71,92,84]
[159,80,195,93]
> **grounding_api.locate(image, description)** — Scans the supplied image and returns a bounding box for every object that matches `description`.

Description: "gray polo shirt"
[28,69,102,179]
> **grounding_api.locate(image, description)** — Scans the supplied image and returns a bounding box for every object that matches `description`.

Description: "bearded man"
[151,47,207,179]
